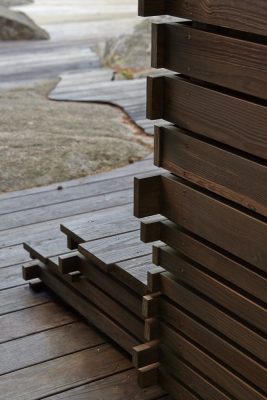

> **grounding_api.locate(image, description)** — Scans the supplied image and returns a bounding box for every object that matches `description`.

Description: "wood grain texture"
[37,262,140,354]
[155,244,267,341]
[141,218,267,304]
[152,22,267,99]
[140,0,267,36]
[154,125,267,217]
[0,302,78,344]
[0,321,104,375]
[137,173,267,273]
[0,345,131,400]
[148,75,267,160]
[159,298,266,390]
[160,345,231,400]
[156,272,267,365]
[160,324,266,400]
[45,369,166,400]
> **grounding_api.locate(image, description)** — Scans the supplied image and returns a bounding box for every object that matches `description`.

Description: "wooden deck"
[0,158,170,400]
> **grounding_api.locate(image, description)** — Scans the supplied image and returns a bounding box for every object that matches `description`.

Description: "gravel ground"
[0,80,152,193]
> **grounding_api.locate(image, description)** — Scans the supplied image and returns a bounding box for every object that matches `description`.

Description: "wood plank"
[141,218,267,304]
[160,345,231,400]
[44,369,167,400]
[61,209,139,247]
[155,125,267,217]
[47,261,145,342]
[0,173,136,217]
[0,265,27,290]
[148,75,267,160]
[0,321,104,375]
[0,285,52,316]
[79,231,153,271]
[36,262,140,353]
[0,344,131,400]
[0,302,78,344]
[159,369,199,400]
[156,272,267,364]
[159,298,266,390]
[152,22,267,99]
[139,0,267,36]
[0,189,133,231]
[160,324,266,400]
[154,245,267,333]
[0,157,154,201]
[135,173,267,273]
[70,254,144,317]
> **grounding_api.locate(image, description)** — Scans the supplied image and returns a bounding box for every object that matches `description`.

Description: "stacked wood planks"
[22,204,163,356]
[134,1,267,399]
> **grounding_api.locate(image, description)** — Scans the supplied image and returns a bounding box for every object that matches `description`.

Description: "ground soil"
[0,80,152,193]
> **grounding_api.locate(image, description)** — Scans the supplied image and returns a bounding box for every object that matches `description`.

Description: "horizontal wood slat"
[147,75,267,160]
[159,330,265,400]
[158,298,266,390]
[141,218,267,304]
[154,245,267,334]
[149,271,267,365]
[152,22,267,99]
[154,125,267,217]
[139,0,267,36]
[135,173,267,273]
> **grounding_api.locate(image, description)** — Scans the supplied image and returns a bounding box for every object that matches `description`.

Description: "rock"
[101,19,151,70]
[0,5,49,40]
[0,0,33,6]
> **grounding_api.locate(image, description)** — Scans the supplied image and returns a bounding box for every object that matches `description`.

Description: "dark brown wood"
[148,75,267,160]
[155,125,267,217]
[142,218,267,304]
[0,302,78,344]
[0,344,131,400]
[152,22,267,99]
[0,321,104,375]
[160,323,266,400]
[160,345,232,400]
[133,340,159,368]
[134,173,161,218]
[156,243,266,334]
[137,363,160,388]
[136,173,267,274]
[46,369,167,400]
[36,261,140,354]
[158,298,266,390]
[139,0,267,36]
[149,271,267,364]
[159,369,199,400]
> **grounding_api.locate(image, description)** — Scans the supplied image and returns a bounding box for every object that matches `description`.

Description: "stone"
[0,5,49,40]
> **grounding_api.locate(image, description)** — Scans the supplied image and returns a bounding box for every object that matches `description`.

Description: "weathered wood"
[0,302,78,344]
[150,271,267,364]
[136,173,267,274]
[158,298,266,390]
[154,125,267,217]
[159,369,199,400]
[160,345,232,400]
[133,340,159,368]
[79,231,153,270]
[45,369,167,400]
[154,245,267,333]
[152,22,267,99]
[139,0,267,36]
[142,218,267,304]
[160,324,266,400]
[0,321,104,375]
[36,261,140,354]
[148,75,267,160]
[0,345,131,400]
[137,363,160,388]
[0,285,52,316]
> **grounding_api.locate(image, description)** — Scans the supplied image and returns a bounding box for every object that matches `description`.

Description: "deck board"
[0,159,167,400]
